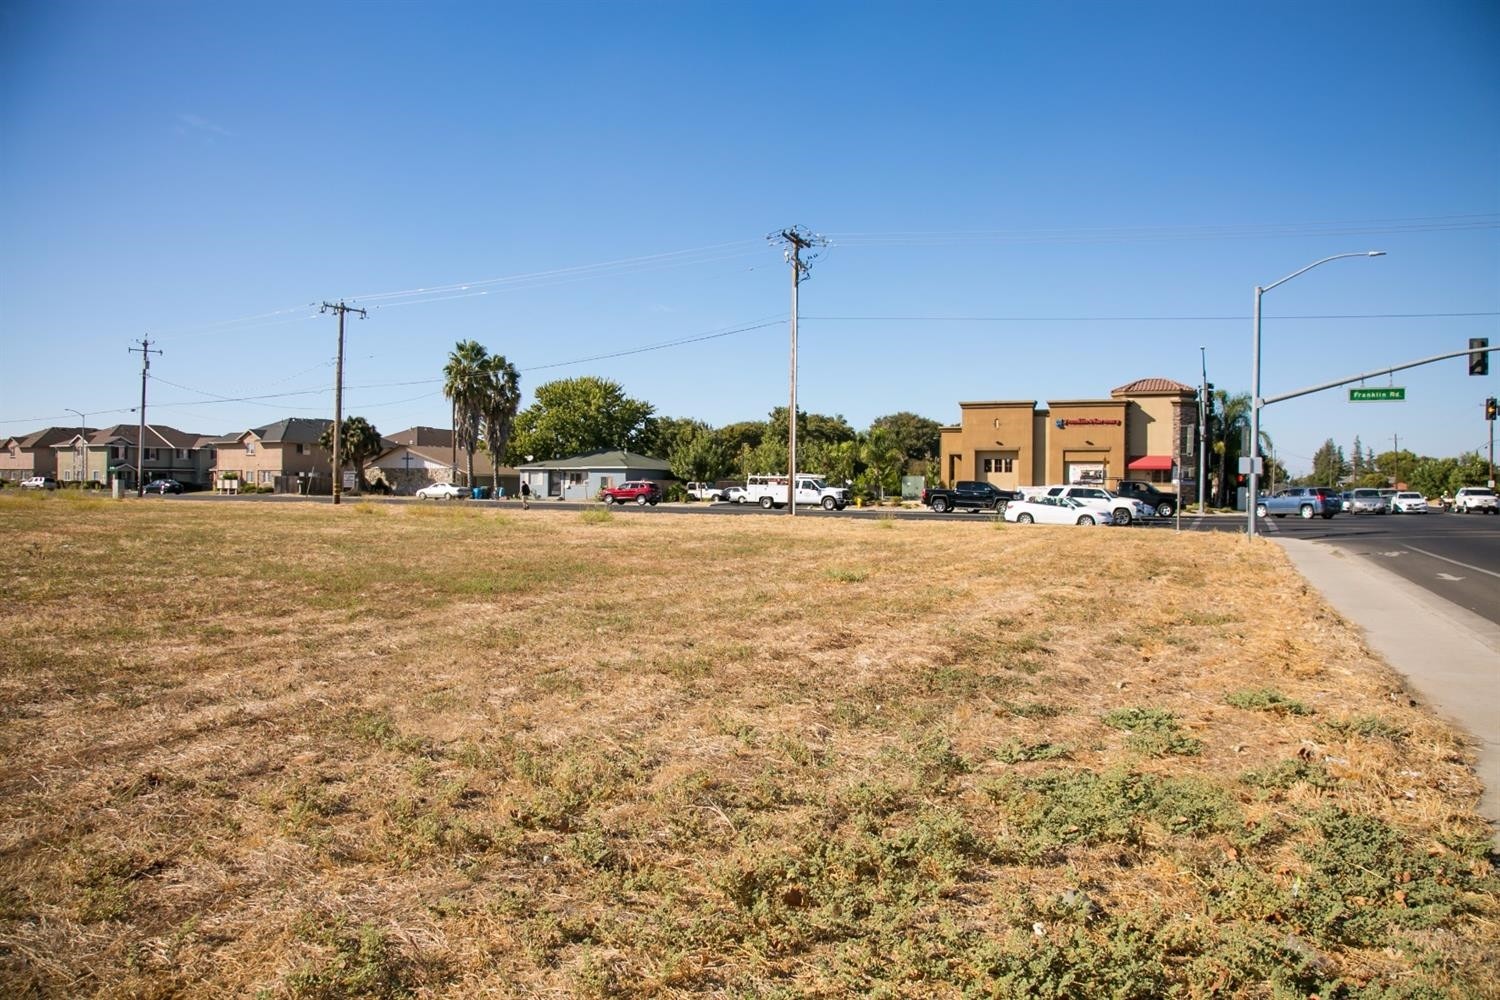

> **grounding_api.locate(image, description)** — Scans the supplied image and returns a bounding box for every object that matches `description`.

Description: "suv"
[20,476,57,490]
[1452,487,1498,514]
[601,480,663,506]
[143,478,184,495]
[1256,486,1340,520]
[1112,480,1177,517]
[1040,485,1154,526]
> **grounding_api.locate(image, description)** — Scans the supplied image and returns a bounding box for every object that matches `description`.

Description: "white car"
[1039,485,1153,525]
[1003,495,1114,526]
[20,476,57,490]
[1390,491,1427,514]
[718,486,748,504]
[1451,487,1498,514]
[415,482,466,500]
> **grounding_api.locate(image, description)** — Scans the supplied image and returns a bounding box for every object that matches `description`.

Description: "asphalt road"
[1222,510,1500,626]
[172,492,1500,627]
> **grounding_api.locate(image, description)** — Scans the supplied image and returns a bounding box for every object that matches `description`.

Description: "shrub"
[1227,688,1313,715]
[1102,706,1203,756]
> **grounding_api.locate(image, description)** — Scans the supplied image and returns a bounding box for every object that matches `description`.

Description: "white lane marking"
[1401,544,1500,580]
[1436,572,1465,581]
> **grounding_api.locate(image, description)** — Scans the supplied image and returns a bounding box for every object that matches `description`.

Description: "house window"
[176,448,188,459]
[982,458,1014,474]
[111,445,124,460]
[261,470,274,484]
[246,442,256,455]
[296,443,305,455]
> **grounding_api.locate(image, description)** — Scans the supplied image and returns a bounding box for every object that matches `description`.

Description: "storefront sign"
[1055,418,1123,428]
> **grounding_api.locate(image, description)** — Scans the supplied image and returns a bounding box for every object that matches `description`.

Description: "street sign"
[1349,387,1406,401]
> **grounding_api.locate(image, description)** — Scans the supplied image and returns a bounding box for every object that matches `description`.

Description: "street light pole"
[1198,348,1207,514]
[66,409,85,485]
[1247,251,1385,540]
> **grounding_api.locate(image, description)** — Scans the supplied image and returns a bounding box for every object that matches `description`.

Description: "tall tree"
[443,340,491,486]
[1210,390,1251,506]
[717,421,766,456]
[860,426,905,500]
[1350,436,1365,477]
[318,416,383,491]
[1309,439,1348,486]
[508,376,657,462]
[483,354,522,493]
[667,424,731,484]
[869,411,942,464]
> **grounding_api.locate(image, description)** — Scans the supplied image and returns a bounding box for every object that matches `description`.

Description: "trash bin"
[472,487,488,500]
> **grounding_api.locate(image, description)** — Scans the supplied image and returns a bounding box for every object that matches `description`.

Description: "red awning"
[1126,455,1173,471]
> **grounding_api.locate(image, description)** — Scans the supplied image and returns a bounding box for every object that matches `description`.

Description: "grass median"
[1,493,1495,997]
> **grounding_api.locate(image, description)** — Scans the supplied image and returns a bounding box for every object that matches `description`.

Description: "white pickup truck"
[1451,487,1498,514]
[744,474,851,511]
[685,482,724,501]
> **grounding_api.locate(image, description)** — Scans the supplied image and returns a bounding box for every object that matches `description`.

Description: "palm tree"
[443,340,490,486]
[1211,390,1251,507]
[318,416,382,492]
[482,354,521,494]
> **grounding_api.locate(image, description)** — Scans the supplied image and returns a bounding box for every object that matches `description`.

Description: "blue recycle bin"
[472,486,488,500]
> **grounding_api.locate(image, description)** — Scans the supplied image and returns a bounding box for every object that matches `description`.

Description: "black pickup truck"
[1113,480,1178,517]
[920,480,1019,513]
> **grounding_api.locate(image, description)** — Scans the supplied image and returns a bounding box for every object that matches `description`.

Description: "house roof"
[383,426,454,448]
[371,443,511,476]
[516,449,671,472]
[5,427,95,450]
[1111,378,1197,397]
[251,417,333,445]
[86,424,204,449]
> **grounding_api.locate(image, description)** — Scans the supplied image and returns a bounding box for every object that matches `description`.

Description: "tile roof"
[383,426,454,448]
[86,424,205,449]
[251,417,333,445]
[1111,378,1197,396]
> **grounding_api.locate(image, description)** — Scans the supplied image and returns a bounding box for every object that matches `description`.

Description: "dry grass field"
[0,493,1496,998]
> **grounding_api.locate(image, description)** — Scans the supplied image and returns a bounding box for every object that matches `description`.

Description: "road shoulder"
[1275,537,1500,843]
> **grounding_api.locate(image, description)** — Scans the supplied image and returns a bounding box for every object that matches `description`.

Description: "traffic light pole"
[1259,345,1497,409]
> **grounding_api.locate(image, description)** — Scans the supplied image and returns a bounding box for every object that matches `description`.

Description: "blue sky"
[2,0,1496,474]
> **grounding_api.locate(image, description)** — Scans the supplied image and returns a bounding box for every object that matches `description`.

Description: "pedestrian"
[520,480,531,509]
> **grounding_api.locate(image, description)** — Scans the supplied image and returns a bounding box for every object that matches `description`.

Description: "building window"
[982,458,1014,474]
[246,442,256,455]
[111,445,123,460]
[176,448,188,459]
[261,470,274,484]
[296,443,305,455]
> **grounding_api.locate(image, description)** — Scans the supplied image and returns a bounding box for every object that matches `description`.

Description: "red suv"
[600,480,663,506]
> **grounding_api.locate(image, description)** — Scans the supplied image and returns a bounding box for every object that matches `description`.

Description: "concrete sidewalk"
[1275,537,1500,842]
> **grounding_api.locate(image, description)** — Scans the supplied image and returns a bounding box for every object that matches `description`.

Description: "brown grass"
[0,494,1495,998]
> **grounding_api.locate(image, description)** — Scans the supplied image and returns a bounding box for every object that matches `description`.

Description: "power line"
[805,311,1498,322]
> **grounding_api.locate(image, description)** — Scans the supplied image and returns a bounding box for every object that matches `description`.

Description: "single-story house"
[516,450,673,500]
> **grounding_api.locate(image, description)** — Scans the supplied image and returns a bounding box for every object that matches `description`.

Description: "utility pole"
[769,226,826,515]
[128,338,162,497]
[320,301,367,505]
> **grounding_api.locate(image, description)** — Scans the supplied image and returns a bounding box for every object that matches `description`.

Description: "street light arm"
[1260,251,1385,295]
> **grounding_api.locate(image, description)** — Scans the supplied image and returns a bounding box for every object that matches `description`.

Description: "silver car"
[1346,488,1389,514]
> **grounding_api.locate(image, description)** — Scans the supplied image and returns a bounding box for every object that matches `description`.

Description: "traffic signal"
[1487,397,1498,422]
[1470,338,1490,376]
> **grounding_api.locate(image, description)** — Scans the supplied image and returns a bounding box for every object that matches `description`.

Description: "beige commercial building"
[938,378,1200,490]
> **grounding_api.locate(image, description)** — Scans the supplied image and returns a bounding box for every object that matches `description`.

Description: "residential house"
[211,418,333,493]
[1,427,95,483]
[516,449,673,500]
[366,426,520,494]
[59,424,215,488]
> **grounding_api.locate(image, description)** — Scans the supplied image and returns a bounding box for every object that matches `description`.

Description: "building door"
[977,451,1019,489]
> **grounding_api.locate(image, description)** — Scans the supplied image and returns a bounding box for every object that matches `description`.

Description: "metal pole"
[1198,348,1207,514]
[137,352,148,497]
[1247,287,1262,539]
[66,409,85,485]
[789,246,799,517]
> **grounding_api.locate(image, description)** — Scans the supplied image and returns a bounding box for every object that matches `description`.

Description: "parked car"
[415,482,466,500]
[1345,488,1389,514]
[601,480,663,505]
[1004,495,1113,526]
[143,478,184,495]
[1255,486,1341,520]
[718,486,748,504]
[1112,480,1178,517]
[19,476,57,490]
[685,482,723,501]
[1336,490,1353,512]
[920,480,1018,513]
[1451,486,1499,514]
[1040,485,1154,526]
[1390,491,1427,513]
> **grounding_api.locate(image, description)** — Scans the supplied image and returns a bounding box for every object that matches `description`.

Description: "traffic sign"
[1349,387,1405,401]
